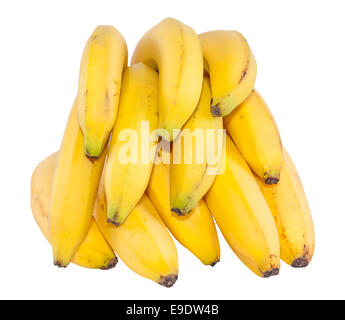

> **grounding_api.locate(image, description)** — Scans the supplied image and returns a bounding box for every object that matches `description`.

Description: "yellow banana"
[94,175,178,287]
[77,25,128,157]
[224,89,282,184]
[254,148,315,267]
[199,30,257,117]
[205,135,280,277]
[146,152,220,266]
[104,63,158,225]
[31,153,117,270]
[170,78,223,215]
[131,18,203,141]
[50,101,107,267]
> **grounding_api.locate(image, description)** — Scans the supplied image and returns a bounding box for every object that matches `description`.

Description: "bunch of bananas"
[30,18,315,287]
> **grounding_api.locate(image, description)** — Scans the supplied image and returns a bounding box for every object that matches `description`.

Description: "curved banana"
[170,78,223,215]
[254,148,315,267]
[104,63,158,225]
[146,153,220,266]
[224,89,282,184]
[31,153,117,270]
[50,101,107,267]
[94,175,178,287]
[131,18,203,141]
[199,30,257,117]
[77,25,128,157]
[205,135,280,277]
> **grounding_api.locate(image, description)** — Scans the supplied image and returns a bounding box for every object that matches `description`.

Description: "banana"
[205,135,280,277]
[77,25,128,157]
[224,89,282,184]
[131,18,203,141]
[254,148,315,267]
[50,101,107,267]
[104,63,158,225]
[146,150,220,266]
[199,30,257,117]
[170,78,224,215]
[31,153,117,270]
[94,174,178,287]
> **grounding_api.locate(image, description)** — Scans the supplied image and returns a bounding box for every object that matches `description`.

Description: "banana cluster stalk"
[31,18,315,286]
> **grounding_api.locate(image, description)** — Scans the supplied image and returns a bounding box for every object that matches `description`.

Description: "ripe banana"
[205,135,280,277]
[146,151,220,266]
[31,153,117,270]
[199,30,257,117]
[254,148,315,267]
[94,175,178,287]
[104,63,158,226]
[170,78,224,215]
[77,25,128,157]
[50,101,107,267]
[224,89,282,184]
[131,18,203,141]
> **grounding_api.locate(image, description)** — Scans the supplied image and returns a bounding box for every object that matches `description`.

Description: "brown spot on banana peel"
[291,257,309,268]
[239,70,247,83]
[238,59,249,84]
[107,218,121,227]
[159,274,178,288]
[210,60,249,118]
[264,171,280,184]
[210,260,220,267]
[171,207,190,216]
[101,257,118,270]
[54,261,67,268]
[211,104,221,117]
[264,177,279,185]
[104,90,111,114]
[291,245,310,268]
[263,268,279,278]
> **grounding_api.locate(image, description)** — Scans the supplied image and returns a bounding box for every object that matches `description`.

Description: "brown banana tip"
[54,261,67,268]
[107,218,121,227]
[159,274,178,288]
[101,257,118,270]
[263,268,280,278]
[171,208,187,216]
[211,104,222,117]
[210,260,220,267]
[264,177,279,185]
[291,257,309,268]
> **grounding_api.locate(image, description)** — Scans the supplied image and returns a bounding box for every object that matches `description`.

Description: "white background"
[0,0,344,300]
